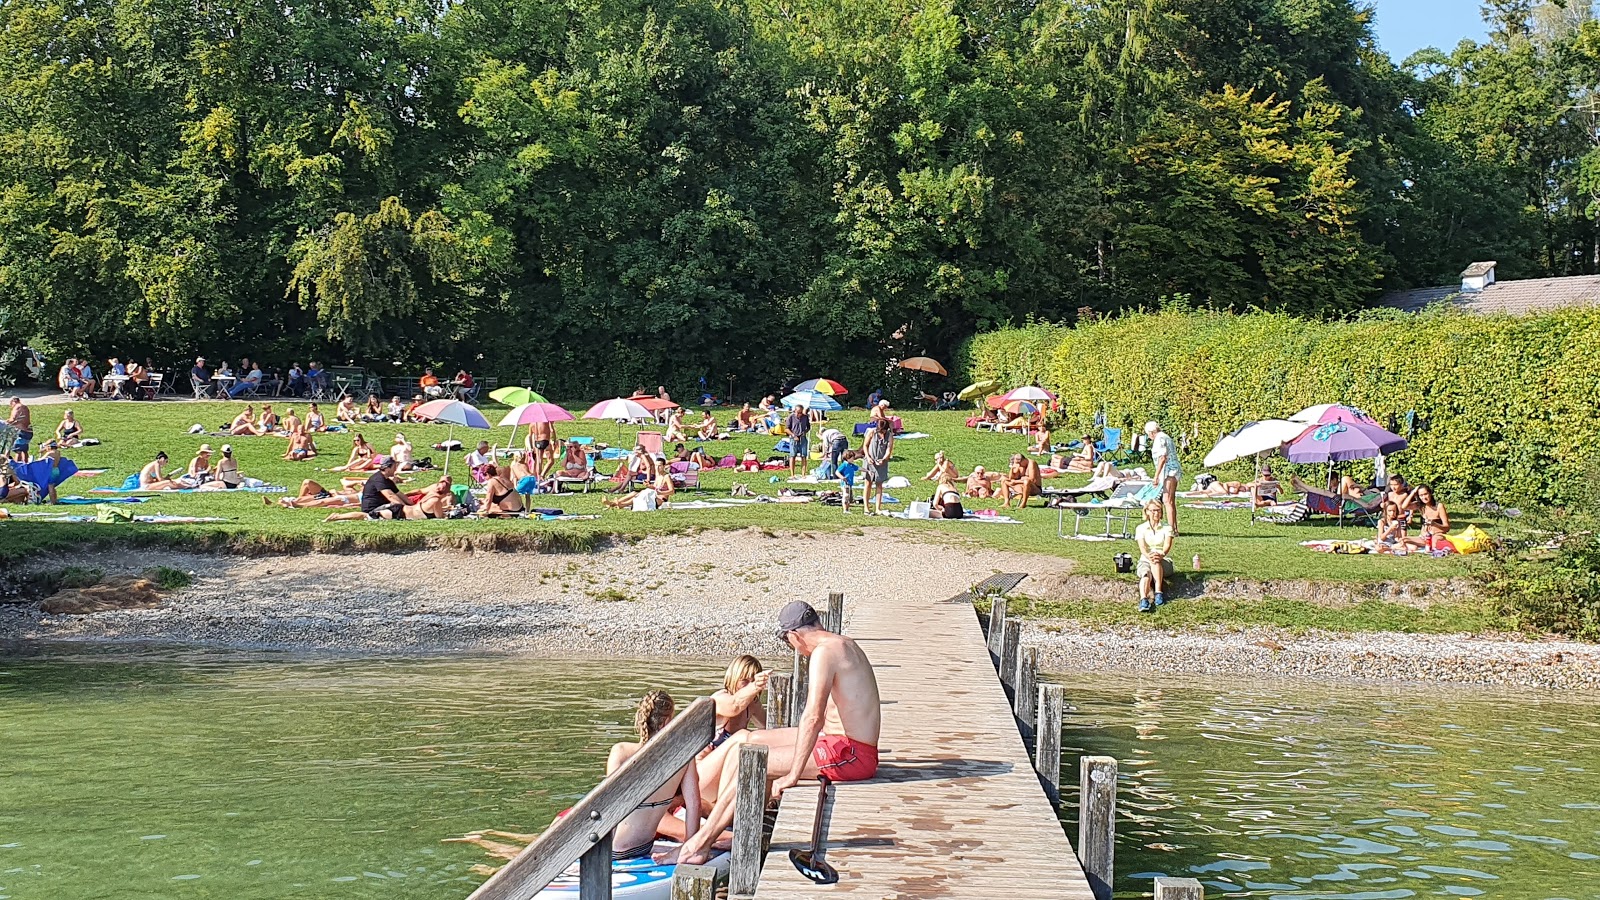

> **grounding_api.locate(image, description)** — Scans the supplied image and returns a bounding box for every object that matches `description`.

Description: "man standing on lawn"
[1146,420,1181,535]
[786,402,812,476]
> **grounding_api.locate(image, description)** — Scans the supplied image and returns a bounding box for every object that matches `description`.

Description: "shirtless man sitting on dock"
[663,600,881,865]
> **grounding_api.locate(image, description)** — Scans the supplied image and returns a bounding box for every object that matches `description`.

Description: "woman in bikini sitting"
[1409,484,1450,552]
[362,394,384,422]
[334,434,377,472]
[55,410,85,448]
[709,657,768,751]
[139,452,183,491]
[337,395,359,424]
[305,403,327,433]
[230,405,264,436]
[603,691,702,865]
[1065,436,1096,473]
[257,404,279,434]
[480,465,523,517]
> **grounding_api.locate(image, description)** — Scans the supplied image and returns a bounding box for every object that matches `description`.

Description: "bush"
[964,307,1600,507]
[1480,508,1600,641]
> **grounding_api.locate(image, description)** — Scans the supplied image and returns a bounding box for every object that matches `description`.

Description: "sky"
[1369,0,1488,61]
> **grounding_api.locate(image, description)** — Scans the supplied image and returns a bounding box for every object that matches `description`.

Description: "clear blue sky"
[1369,0,1488,60]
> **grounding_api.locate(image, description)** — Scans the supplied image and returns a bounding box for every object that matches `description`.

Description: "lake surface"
[0,647,720,899]
[5,649,1599,899]
[1056,674,1600,899]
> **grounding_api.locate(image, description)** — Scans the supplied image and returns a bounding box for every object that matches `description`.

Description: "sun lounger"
[1051,480,1151,540]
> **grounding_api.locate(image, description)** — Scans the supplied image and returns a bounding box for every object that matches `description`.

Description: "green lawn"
[1,397,1481,587]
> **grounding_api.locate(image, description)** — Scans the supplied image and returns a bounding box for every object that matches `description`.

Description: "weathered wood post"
[728,743,770,897]
[1079,755,1118,900]
[1153,876,1204,900]
[791,649,809,719]
[670,864,719,900]
[1035,684,1063,805]
[577,830,614,900]
[985,595,1008,656]
[766,672,793,728]
[1015,646,1038,740]
[999,619,1022,690]
[824,591,845,633]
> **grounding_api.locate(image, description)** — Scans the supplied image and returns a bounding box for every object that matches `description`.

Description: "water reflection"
[1055,674,1600,899]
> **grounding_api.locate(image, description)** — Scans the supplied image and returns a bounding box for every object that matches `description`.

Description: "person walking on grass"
[1135,500,1174,613]
[1145,420,1181,535]
[7,397,32,463]
[861,419,893,515]
[786,402,812,476]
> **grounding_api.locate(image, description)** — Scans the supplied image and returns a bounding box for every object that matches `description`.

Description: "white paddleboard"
[534,841,731,898]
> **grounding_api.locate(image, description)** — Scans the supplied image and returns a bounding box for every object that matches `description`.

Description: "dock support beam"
[766,672,792,728]
[986,596,1008,656]
[999,619,1021,690]
[791,650,809,720]
[578,830,614,900]
[824,591,845,634]
[1153,876,1204,900]
[728,744,769,897]
[1035,684,1063,805]
[670,864,718,900]
[1079,755,1118,900]
[1014,647,1038,740]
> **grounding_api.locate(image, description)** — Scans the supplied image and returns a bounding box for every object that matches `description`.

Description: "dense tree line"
[1,0,1596,396]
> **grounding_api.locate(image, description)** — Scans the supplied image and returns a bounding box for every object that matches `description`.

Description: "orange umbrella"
[898,357,948,376]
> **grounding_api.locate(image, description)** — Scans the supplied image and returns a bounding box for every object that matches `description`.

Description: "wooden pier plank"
[752,583,1095,899]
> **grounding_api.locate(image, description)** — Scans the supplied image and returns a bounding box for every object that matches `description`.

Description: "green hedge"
[965,307,1600,506]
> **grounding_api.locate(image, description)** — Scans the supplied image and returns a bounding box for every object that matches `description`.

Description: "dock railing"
[467,697,719,900]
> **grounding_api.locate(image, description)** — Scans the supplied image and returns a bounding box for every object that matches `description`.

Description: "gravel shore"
[4,530,1598,690]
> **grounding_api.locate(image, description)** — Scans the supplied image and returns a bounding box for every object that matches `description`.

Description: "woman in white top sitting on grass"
[1135,500,1173,613]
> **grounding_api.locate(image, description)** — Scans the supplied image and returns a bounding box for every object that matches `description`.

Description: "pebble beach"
[4,528,1598,690]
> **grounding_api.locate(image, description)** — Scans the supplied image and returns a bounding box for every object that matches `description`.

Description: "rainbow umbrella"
[1002,399,1040,415]
[794,378,848,396]
[782,390,842,412]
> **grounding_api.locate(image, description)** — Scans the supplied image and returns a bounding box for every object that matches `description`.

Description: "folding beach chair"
[668,460,701,490]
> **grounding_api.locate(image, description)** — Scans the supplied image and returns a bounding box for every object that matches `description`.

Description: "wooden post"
[1035,684,1063,805]
[728,743,770,897]
[577,830,613,900]
[670,864,718,900]
[1079,755,1118,900]
[986,595,1008,656]
[791,649,809,720]
[999,619,1021,690]
[824,591,845,633]
[1153,876,1204,900]
[1015,646,1038,738]
[766,672,792,728]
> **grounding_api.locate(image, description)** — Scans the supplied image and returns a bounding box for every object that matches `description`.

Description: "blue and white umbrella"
[781,390,842,411]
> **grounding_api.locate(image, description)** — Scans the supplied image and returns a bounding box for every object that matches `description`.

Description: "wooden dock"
[751,582,1098,899]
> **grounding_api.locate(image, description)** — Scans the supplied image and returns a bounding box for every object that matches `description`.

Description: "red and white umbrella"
[584,398,653,421]
[1001,386,1054,403]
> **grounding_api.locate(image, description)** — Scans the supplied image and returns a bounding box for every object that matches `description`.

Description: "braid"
[635,690,674,743]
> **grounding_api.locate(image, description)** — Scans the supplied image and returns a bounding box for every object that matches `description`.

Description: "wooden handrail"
[468,696,715,900]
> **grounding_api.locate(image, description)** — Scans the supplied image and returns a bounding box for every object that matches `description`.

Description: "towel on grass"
[896,432,931,440]
[58,496,147,505]
[90,483,286,494]
[884,511,1022,524]
[9,514,230,524]
[1185,500,1252,510]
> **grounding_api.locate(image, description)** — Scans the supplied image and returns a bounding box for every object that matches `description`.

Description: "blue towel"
[14,458,80,493]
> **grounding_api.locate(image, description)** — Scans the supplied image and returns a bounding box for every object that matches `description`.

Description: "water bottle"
[1192,553,1202,571]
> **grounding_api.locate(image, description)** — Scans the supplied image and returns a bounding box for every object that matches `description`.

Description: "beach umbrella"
[497,402,575,454]
[958,379,997,401]
[1203,419,1311,468]
[1001,385,1055,403]
[584,397,654,442]
[490,386,548,407]
[781,391,842,412]
[794,378,848,396]
[1289,403,1379,426]
[413,399,492,475]
[627,395,681,412]
[1001,399,1040,415]
[898,357,948,376]
[1284,420,1407,464]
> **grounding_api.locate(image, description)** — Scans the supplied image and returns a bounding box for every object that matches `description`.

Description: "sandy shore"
[4,529,1598,689]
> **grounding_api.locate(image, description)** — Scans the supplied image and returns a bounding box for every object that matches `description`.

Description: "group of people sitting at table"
[57,357,156,400]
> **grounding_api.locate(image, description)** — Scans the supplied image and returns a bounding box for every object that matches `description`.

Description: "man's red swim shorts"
[812,734,879,782]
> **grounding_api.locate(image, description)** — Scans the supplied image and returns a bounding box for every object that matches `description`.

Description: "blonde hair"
[723,655,764,694]
[635,690,674,743]
[1143,500,1163,515]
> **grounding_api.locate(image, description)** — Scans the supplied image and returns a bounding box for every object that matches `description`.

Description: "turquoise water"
[0,647,720,899]
[1056,674,1600,899]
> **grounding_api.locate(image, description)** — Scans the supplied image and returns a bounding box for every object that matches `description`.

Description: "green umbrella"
[958,379,997,401]
[490,386,547,406]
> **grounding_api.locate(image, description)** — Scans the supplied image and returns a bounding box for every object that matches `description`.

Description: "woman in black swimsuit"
[481,465,523,517]
[604,691,703,861]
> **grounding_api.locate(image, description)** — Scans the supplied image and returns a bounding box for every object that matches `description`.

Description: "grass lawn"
[1,397,1483,589]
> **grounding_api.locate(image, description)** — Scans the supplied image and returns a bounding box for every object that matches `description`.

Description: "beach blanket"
[57,496,147,505]
[90,484,286,495]
[1185,500,1252,510]
[885,511,1022,524]
[897,432,930,440]
[13,457,80,499]
[8,514,230,524]
[1301,539,1373,554]
[668,500,750,510]
[72,469,108,478]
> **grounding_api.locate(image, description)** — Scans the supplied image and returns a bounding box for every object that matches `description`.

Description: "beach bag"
[95,504,135,524]
[1447,524,1491,555]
